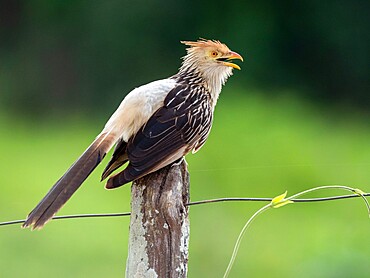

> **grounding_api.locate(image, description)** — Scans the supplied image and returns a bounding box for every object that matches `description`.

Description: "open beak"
[218,51,244,70]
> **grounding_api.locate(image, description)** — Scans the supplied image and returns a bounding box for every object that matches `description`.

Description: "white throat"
[202,65,233,105]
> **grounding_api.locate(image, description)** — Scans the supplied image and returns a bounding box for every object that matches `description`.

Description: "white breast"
[103,78,177,142]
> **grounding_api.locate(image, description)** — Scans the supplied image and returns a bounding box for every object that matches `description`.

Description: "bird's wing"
[105,84,213,189]
[101,78,179,180]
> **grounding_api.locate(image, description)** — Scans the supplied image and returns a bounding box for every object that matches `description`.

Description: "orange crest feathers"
[180,39,231,53]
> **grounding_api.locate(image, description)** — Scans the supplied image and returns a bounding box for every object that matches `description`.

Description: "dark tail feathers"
[22,132,116,230]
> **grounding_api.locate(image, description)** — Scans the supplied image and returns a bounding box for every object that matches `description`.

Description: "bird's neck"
[176,65,230,108]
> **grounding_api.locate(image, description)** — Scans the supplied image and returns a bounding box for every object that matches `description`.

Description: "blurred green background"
[0,0,369,277]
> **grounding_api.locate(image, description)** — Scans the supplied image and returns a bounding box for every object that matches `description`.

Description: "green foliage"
[1,91,369,277]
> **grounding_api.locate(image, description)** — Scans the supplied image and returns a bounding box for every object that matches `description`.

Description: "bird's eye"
[210,51,218,57]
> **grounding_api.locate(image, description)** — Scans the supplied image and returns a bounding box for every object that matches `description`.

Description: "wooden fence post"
[125,160,190,277]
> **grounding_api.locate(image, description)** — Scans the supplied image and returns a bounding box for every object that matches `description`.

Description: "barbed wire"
[1,193,368,227]
[187,193,369,205]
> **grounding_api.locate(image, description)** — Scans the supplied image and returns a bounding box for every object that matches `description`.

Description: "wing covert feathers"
[22,132,116,230]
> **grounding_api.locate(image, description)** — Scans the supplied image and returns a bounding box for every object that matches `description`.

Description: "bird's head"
[179,39,243,96]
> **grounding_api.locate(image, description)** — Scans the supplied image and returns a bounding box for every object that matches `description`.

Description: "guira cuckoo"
[23,39,243,229]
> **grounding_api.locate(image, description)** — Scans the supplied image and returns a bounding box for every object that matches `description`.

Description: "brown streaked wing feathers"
[22,132,117,229]
[105,84,213,189]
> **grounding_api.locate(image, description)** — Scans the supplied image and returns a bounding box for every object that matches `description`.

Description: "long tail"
[22,132,117,230]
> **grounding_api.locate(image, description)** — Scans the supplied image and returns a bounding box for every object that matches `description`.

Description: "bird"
[22,39,243,230]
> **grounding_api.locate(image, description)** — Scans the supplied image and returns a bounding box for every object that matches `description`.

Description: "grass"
[0,90,369,277]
